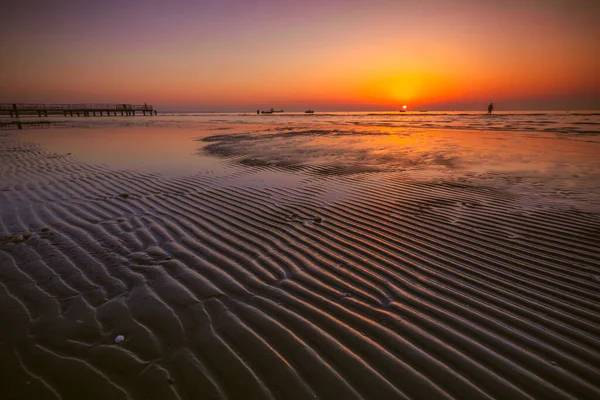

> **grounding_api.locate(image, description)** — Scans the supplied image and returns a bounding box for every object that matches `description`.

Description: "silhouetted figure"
[257,109,260,115]
[488,103,494,114]
[154,110,157,115]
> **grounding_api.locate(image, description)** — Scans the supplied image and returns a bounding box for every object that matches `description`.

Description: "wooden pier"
[0,103,156,118]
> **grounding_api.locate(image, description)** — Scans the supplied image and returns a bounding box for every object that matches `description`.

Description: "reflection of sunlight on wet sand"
[203,125,598,173]
[202,126,600,211]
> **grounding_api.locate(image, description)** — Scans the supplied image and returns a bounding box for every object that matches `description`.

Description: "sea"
[2,110,600,135]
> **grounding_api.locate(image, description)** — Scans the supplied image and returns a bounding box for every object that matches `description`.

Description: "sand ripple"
[1,137,600,399]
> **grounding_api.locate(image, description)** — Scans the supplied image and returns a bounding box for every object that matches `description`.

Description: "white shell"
[114,335,125,343]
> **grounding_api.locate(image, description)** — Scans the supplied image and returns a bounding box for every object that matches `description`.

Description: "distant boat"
[399,109,406,112]
[305,110,314,114]
[261,108,283,114]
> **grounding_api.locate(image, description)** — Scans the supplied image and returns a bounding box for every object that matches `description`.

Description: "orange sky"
[1,0,599,111]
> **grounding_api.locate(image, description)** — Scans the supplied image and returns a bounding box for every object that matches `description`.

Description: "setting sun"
[403,105,407,110]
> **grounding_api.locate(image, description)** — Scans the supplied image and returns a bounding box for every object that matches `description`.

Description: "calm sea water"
[162,111,600,134]
[2,110,600,134]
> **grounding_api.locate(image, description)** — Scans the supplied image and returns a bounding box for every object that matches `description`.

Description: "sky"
[1,0,599,111]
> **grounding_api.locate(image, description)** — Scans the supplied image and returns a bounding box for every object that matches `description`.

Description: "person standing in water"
[488,103,494,114]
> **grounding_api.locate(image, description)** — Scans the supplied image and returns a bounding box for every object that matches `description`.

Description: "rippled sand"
[1,123,600,400]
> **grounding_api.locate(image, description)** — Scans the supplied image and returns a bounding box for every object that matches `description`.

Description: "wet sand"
[1,125,600,400]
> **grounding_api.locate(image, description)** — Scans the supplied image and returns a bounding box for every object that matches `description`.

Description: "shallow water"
[8,113,600,212]
[13,126,223,178]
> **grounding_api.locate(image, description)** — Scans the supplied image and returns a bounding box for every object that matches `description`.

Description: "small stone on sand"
[10,235,26,243]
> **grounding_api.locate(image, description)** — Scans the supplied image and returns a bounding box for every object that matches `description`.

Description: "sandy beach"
[1,116,600,400]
